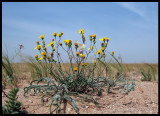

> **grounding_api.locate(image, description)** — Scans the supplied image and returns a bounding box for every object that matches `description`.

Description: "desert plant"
[140,68,152,81]
[23,29,135,114]
[2,88,22,114]
[2,53,18,87]
[24,77,98,114]
[145,63,156,81]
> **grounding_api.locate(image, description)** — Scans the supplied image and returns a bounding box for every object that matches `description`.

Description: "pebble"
[28,100,33,103]
[86,106,89,108]
[81,104,86,108]
[89,103,95,108]
[30,93,35,96]
[95,97,101,101]
[43,98,48,102]
[68,108,72,112]
[106,106,111,109]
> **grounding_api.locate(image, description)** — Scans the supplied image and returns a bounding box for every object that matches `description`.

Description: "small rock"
[68,108,72,112]
[43,98,48,102]
[89,103,95,108]
[81,104,86,108]
[95,97,100,101]
[30,93,35,96]
[106,106,111,109]
[86,106,89,108]
[28,100,33,103]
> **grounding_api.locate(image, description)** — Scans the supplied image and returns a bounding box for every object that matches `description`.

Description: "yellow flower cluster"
[34,29,113,69]
[52,32,57,37]
[34,45,41,50]
[99,37,110,42]
[77,29,84,35]
[38,34,45,40]
[64,40,70,45]
[80,54,85,58]
[88,46,94,50]
[47,41,54,47]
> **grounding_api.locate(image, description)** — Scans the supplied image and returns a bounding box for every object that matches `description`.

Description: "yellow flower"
[74,42,78,46]
[76,52,79,55]
[41,52,46,56]
[60,43,62,46]
[112,51,114,55]
[35,55,38,58]
[50,52,53,56]
[47,41,54,47]
[89,35,92,38]
[43,47,46,50]
[34,45,41,50]
[39,52,46,60]
[95,50,101,54]
[74,67,77,71]
[77,29,84,35]
[85,63,87,66]
[80,54,85,58]
[88,46,94,50]
[82,63,85,66]
[39,56,44,60]
[36,41,39,44]
[99,37,110,42]
[69,40,72,43]
[94,60,96,64]
[47,56,50,59]
[92,34,96,38]
[53,48,55,51]
[97,50,101,54]
[64,40,70,45]
[52,32,57,37]
[38,34,45,39]
[58,33,61,37]
[101,47,105,51]
[38,58,41,61]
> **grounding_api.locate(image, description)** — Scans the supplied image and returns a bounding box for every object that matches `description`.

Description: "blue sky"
[2,2,158,63]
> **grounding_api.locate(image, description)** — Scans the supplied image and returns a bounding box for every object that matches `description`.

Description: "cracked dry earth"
[2,75,158,114]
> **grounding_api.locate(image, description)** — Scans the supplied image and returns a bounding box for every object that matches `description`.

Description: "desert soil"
[2,73,158,114]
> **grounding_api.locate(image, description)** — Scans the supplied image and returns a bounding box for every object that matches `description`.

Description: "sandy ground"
[2,74,158,114]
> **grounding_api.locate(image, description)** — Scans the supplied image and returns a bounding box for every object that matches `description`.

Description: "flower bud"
[35,55,38,58]
[76,52,79,56]
[74,68,77,72]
